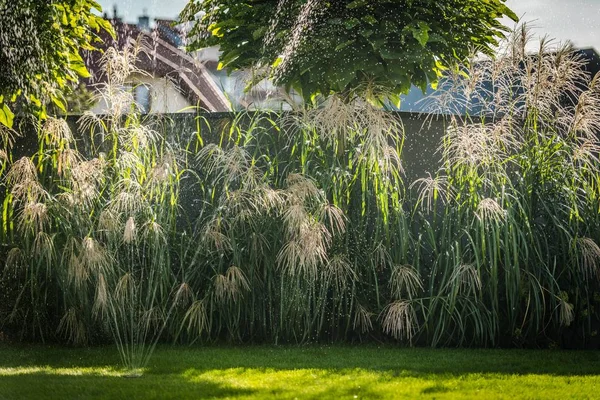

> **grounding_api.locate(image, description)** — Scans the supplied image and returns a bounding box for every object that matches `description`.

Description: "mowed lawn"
[0,345,598,399]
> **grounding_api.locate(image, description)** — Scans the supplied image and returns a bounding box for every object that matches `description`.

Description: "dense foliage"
[180,0,517,103]
[0,0,113,127]
[3,28,600,373]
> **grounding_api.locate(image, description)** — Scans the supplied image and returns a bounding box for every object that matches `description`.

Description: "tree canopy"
[181,0,518,105]
[0,0,113,127]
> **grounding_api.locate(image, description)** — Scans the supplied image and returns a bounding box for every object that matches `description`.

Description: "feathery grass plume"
[67,253,87,291]
[305,94,400,144]
[80,236,110,276]
[195,143,224,175]
[488,115,520,152]
[6,157,37,186]
[9,180,48,205]
[410,174,453,213]
[99,43,147,87]
[389,265,423,300]
[32,232,55,261]
[123,217,136,244]
[476,198,506,223]
[102,86,138,117]
[198,145,252,185]
[182,300,209,338]
[141,218,166,247]
[115,273,135,302]
[3,248,24,278]
[285,173,322,204]
[17,202,49,235]
[92,41,149,120]
[93,273,108,317]
[572,139,600,169]
[422,63,469,116]
[379,144,405,177]
[98,209,121,239]
[42,117,73,147]
[221,146,253,186]
[77,111,107,142]
[443,119,499,167]
[305,94,357,141]
[353,304,374,334]
[283,203,308,236]
[373,242,392,270]
[381,300,417,342]
[278,220,331,279]
[446,263,482,295]
[149,152,175,184]
[6,157,48,205]
[202,216,231,253]
[56,191,76,208]
[357,111,403,175]
[569,81,600,139]
[572,237,600,280]
[322,255,357,292]
[223,189,262,221]
[558,292,575,327]
[109,178,145,215]
[117,151,144,177]
[524,38,587,119]
[259,187,285,211]
[213,266,250,303]
[57,308,87,345]
[56,148,82,177]
[121,124,162,151]
[71,158,105,188]
[212,274,229,303]
[173,282,194,307]
[0,123,18,149]
[318,203,346,236]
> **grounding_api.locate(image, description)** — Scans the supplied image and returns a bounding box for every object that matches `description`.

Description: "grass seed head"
[123,217,137,244]
[353,304,374,334]
[43,117,73,146]
[476,198,506,224]
[18,202,49,235]
[572,237,600,280]
[381,300,417,342]
[410,174,453,213]
[57,308,87,345]
[390,265,423,300]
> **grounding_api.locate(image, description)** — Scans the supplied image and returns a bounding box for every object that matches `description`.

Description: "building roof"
[84,19,231,112]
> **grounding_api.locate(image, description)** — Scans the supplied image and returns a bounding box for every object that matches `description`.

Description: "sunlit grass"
[0,345,598,399]
[0,366,122,377]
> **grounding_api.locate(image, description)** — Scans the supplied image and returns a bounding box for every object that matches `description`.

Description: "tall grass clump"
[411,25,600,346]
[169,90,411,344]
[3,25,600,350]
[1,43,183,374]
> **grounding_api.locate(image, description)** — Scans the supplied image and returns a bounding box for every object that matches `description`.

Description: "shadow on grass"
[146,345,600,377]
[0,367,255,400]
[1,344,599,399]
[1,344,599,375]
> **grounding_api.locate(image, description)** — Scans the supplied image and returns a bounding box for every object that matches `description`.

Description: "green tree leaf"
[180,0,518,103]
[411,22,430,47]
[0,103,15,128]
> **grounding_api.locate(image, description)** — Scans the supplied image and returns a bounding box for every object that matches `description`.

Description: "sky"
[97,0,600,49]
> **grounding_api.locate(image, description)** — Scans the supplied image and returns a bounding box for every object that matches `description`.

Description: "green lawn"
[0,345,598,399]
